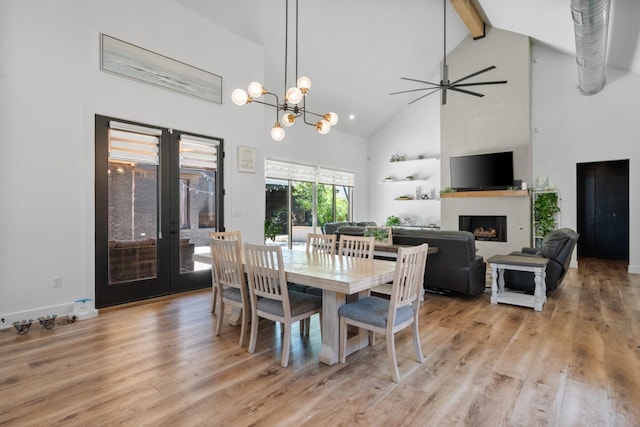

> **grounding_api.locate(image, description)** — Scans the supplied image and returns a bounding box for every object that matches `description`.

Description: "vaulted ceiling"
[175,0,640,138]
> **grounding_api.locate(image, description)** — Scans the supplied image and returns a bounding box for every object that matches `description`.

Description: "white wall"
[368,94,442,226]
[531,45,640,273]
[0,0,368,328]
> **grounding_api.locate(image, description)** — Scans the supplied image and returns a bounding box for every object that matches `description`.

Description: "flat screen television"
[450,151,514,191]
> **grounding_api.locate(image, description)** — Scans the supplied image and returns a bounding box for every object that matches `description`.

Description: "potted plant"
[534,192,560,239]
[385,215,401,227]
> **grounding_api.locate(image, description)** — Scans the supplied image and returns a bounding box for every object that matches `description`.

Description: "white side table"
[488,254,549,311]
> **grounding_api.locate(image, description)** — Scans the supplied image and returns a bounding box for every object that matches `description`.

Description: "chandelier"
[231,0,338,141]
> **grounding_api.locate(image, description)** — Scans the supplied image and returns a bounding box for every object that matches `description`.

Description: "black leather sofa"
[322,221,377,240]
[504,228,579,293]
[391,229,486,296]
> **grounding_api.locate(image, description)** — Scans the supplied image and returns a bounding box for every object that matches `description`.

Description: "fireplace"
[459,215,507,242]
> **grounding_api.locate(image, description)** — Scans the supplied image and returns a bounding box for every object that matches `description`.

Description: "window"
[265,159,354,248]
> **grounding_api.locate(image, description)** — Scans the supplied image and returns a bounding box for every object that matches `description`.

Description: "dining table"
[193,248,397,365]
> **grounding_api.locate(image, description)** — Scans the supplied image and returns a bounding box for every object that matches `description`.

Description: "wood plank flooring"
[1,258,639,426]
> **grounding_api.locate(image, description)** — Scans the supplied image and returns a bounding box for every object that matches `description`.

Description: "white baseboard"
[628,264,640,274]
[0,302,75,330]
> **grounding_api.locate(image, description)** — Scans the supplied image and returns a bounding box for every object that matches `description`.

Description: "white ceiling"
[175,0,640,138]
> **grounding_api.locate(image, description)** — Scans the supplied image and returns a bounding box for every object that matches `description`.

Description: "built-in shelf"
[389,156,440,163]
[440,190,529,198]
[381,178,428,183]
[394,197,438,201]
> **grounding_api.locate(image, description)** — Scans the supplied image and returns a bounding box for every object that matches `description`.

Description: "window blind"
[179,135,218,170]
[108,129,159,165]
[265,159,354,186]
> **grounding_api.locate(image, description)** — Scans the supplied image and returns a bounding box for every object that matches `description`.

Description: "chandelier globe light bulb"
[231,88,250,106]
[285,86,303,104]
[271,123,285,141]
[324,112,339,126]
[316,119,331,134]
[297,76,311,93]
[281,113,296,127]
[247,81,265,98]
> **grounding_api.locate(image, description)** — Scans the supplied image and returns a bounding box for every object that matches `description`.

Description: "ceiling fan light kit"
[391,0,507,105]
[231,0,338,141]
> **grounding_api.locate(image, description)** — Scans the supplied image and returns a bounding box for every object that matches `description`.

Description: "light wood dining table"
[194,248,397,365]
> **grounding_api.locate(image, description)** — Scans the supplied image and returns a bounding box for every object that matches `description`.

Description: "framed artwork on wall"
[237,146,256,173]
[100,33,222,104]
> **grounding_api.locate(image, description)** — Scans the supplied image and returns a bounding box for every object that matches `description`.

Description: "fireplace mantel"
[440,190,529,198]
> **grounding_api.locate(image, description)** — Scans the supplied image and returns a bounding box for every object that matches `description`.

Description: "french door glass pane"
[291,181,313,249]
[179,136,219,273]
[107,158,158,284]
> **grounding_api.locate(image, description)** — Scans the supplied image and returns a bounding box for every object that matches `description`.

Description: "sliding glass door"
[95,115,223,308]
[264,160,354,249]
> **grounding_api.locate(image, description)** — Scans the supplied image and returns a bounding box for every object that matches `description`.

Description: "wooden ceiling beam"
[450,0,486,39]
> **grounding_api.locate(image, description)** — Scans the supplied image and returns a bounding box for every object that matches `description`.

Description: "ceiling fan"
[390,0,507,105]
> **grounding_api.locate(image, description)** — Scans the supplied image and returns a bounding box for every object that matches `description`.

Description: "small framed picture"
[237,146,256,173]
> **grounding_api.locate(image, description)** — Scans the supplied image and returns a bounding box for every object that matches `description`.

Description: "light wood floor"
[1,258,639,426]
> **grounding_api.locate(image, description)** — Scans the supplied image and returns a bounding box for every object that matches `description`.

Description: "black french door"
[95,115,224,308]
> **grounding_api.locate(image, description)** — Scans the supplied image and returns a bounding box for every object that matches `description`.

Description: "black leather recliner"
[504,228,579,293]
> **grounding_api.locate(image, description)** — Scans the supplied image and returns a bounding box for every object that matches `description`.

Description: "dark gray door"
[577,160,629,260]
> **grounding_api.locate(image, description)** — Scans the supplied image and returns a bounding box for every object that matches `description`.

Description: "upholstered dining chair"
[338,244,429,382]
[338,235,375,259]
[306,233,336,255]
[210,231,243,313]
[244,243,323,368]
[210,238,250,346]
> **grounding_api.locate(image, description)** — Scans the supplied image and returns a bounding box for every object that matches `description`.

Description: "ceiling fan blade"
[400,77,441,86]
[390,87,441,96]
[453,80,508,87]
[409,87,442,104]
[448,86,484,97]
[450,66,497,85]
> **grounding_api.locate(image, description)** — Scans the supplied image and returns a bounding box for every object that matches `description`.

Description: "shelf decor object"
[100,34,222,104]
[231,0,337,141]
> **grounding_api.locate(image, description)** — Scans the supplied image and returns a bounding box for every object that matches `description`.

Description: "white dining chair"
[338,243,429,382]
[306,233,336,255]
[210,231,243,313]
[338,235,375,259]
[244,243,322,368]
[210,238,250,346]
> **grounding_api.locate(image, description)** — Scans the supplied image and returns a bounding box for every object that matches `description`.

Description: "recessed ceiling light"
[349,114,355,120]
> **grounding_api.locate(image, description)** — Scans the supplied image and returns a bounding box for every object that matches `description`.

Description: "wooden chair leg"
[386,332,400,383]
[238,304,248,347]
[211,286,218,313]
[281,322,291,368]
[215,300,224,336]
[248,310,259,354]
[339,317,347,363]
[411,319,424,363]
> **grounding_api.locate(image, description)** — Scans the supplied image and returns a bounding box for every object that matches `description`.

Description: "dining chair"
[300,232,337,330]
[244,243,323,368]
[338,235,375,259]
[338,243,429,382]
[210,239,250,346]
[306,233,336,255]
[210,231,243,313]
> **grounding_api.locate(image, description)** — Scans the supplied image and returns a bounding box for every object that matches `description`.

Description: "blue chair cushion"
[338,296,413,329]
[256,290,322,317]
[222,287,242,303]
